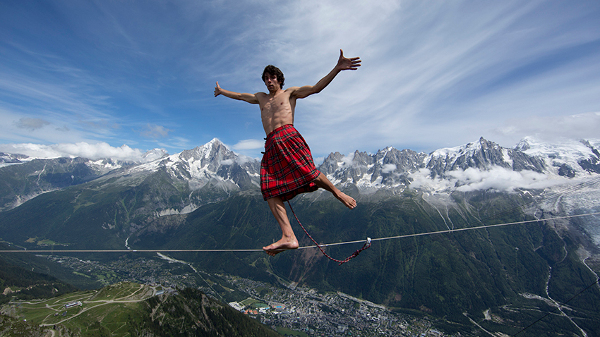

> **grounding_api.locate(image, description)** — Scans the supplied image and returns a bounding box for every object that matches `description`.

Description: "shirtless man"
[214,49,360,256]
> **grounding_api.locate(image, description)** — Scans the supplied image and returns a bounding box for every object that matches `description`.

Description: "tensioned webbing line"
[1,211,598,254]
[304,211,600,248]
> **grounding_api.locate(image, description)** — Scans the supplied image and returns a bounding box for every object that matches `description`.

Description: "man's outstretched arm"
[214,81,259,104]
[292,49,361,99]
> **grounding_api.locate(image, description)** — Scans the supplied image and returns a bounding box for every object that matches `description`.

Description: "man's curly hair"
[262,65,285,88]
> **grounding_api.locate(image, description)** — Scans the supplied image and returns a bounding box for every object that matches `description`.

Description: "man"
[214,49,360,256]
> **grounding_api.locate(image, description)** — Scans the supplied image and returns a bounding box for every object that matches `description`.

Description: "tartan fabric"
[261,124,320,201]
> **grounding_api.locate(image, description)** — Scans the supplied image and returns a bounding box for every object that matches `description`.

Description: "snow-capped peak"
[142,148,169,162]
[513,136,600,178]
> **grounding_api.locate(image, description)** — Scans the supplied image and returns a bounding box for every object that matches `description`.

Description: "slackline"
[1,211,598,254]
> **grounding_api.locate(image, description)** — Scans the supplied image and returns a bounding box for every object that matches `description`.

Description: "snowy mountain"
[517,137,600,176]
[318,136,600,194]
[2,136,599,229]
[123,137,600,247]
[0,148,169,211]
[314,137,600,247]
[319,147,425,191]
[3,136,598,205]
[0,152,29,167]
[129,138,260,192]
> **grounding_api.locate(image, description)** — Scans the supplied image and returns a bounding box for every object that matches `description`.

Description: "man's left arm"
[292,49,361,99]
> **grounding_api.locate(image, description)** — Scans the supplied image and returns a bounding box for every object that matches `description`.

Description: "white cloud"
[490,112,600,147]
[381,164,397,174]
[232,139,264,150]
[2,0,600,159]
[409,168,455,192]
[0,142,146,161]
[409,166,566,193]
[139,124,172,139]
[248,0,600,156]
[234,155,255,165]
[448,167,559,192]
[341,152,355,167]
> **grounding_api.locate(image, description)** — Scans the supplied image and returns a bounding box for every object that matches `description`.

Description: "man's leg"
[314,172,357,209]
[263,196,299,256]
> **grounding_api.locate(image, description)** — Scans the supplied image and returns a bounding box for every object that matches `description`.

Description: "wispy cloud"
[1,0,599,160]
[232,139,263,151]
[491,112,600,145]
[236,0,600,155]
[0,46,122,144]
[15,117,50,131]
[0,142,146,161]
[139,124,172,139]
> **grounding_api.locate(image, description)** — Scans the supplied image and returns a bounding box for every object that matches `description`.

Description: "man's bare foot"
[335,191,357,209]
[313,173,357,209]
[263,238,299,256]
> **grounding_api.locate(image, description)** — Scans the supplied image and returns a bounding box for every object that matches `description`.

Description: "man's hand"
[214,81,221,97]
[335,49,361,71]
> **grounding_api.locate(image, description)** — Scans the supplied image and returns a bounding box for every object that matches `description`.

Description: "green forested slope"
[131,191,600,328]
[1,183,599,334]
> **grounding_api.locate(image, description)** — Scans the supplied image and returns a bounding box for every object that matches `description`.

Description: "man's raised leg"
[263,197,299,256]
[314,172,357,209]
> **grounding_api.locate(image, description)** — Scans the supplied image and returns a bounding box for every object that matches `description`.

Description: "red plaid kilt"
[261,124,320,201]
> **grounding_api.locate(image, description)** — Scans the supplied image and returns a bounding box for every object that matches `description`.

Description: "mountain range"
[2,136,599,208]
[1,136,600,335]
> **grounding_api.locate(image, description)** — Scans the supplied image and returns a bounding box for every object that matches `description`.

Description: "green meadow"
[4,282,155,336]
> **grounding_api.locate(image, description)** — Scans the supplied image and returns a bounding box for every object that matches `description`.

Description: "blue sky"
[1,0,599,161]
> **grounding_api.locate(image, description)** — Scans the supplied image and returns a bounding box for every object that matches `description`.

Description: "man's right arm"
[214,81,259,104]
[290,49,361,99]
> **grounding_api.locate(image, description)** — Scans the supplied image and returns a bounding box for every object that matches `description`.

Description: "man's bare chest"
[260,94,293,115]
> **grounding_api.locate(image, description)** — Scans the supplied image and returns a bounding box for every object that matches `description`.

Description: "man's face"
[263,73,280,92]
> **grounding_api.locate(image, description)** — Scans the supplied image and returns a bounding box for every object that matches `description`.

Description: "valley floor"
[27,253,462,336]
[8,250,597,336]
